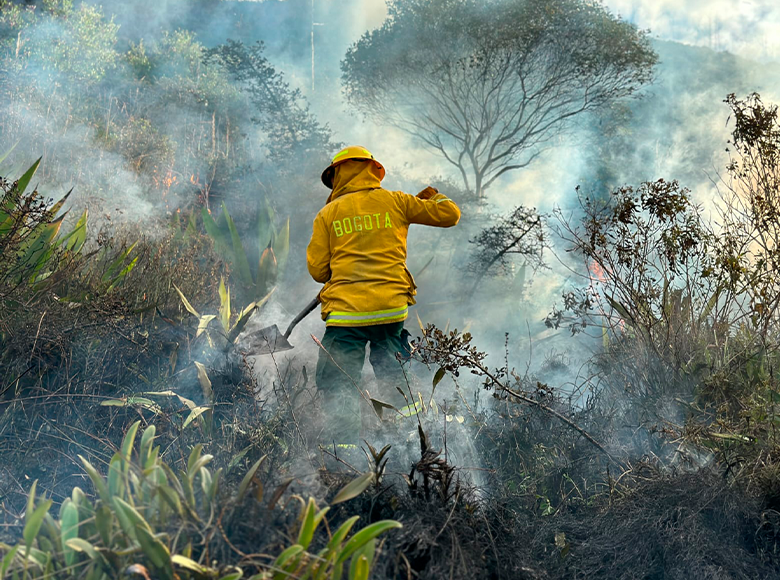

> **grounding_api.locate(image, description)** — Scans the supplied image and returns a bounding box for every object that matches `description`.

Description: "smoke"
[4,0,780,490]
[603,0,780,61]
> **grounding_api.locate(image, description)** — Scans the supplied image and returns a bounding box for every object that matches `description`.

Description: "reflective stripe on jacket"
[306,160,460,327]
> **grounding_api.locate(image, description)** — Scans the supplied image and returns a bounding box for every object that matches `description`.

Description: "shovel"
[242,297,320,355]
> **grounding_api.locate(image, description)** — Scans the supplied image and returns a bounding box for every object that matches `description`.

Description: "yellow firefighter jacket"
[307,160,461,326]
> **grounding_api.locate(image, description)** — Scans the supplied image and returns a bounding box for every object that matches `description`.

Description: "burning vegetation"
[1,0,780,579]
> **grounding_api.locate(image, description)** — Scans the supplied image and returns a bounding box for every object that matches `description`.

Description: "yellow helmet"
[321,145,385,189]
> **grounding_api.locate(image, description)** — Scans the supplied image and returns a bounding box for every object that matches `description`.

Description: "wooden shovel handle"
[283,297,320,339]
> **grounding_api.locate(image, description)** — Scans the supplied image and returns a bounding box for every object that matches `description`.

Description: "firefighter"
[307,146,461,446]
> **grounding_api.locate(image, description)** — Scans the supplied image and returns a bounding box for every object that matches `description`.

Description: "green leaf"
[94,504,112,545]
[349,552,371,580]
[202,207,231,256]
[256,246,278,298]
[194,361,213,400]
[174,284,199,318]
[1,545,20,578]
[101,241,137,284]
[332,473,374,505]
[296,498,317,549]
[218,571,243,580]
[45,190,71,221]
[226,299,260,345]
[121,421,141,465]
[223,202,253,285]
[157,485,183,517]
[113,497,152,540]
[140,425,157,467]
[171,554,208,574]
[60,499,79,567]
[79,456,110,502]
[272,544,304,576]
[236,455,267,502]
[336,520,402,565]
[57,208,88,254]
[105,255,138,292]
[135,525,174,580]
[15,158,41,196]
[196,314,217,339]
[219,277,231,333]
[328,516,360,551]
[18,216,64,279]
[182,406,211,430]
[100,397,162,413]
[23,499,52,557]
[107,454,126,501]
[65,538,100,561]
[273,217,290,271]
[431,367,446,402]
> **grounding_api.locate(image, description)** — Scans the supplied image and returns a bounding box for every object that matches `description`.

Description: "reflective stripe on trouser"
[315,322,411,444]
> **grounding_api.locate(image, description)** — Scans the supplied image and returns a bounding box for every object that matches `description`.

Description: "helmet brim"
[321,158,385,189]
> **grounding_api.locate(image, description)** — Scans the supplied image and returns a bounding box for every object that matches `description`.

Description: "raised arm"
[402,186,461,227]
[306,212,331,283]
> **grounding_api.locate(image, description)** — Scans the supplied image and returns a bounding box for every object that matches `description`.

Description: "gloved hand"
[416,186,439,200]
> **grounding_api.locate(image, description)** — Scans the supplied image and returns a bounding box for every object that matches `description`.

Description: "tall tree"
[342,0,656,202]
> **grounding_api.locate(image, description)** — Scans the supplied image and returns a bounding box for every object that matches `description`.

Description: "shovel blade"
[242,324,294,355]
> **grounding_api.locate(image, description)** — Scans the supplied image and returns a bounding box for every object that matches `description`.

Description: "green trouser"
[315,322,410,445]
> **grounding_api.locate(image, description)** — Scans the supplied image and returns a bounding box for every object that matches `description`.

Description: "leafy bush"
[0,422,401,580]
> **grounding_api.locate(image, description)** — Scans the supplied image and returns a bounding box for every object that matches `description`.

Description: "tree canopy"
[342,0,657,201]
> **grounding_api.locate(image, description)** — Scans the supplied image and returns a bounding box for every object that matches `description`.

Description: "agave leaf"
[256,245,278,298]
[335,520,402,565]
[332,473,374,506]
[174,284,200,318]
[105,255,138,292]
[57,208,88,254]
[23,499,52,557]
[223,202,253,285]
[196,314,217,339]
[182,406,211,430]
[15,158,41,196]
[236,455,267,502]
[226,300,261,345]
[101,241,137,284]
[60,499,79,567]
[201,207,231,256]
[219,277,231,333]
[18,215,64,279]
[273,217,290,271]
[194,361,213,400]
[44,189,71,221]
